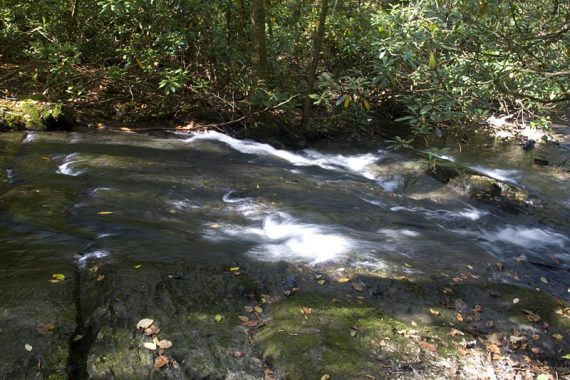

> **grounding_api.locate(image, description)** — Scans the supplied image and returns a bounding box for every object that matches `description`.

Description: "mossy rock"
[0,99,69,131]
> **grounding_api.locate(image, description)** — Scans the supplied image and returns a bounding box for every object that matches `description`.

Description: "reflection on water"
[0,129,569,298]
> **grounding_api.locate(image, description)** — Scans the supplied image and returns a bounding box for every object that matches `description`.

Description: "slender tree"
[251,0,268,85]
[302,0,328,126]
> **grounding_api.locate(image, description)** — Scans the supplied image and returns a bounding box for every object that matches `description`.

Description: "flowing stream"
[0,127,569,377]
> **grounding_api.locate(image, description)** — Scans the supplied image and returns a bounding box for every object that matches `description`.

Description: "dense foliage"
[1,0,568,136]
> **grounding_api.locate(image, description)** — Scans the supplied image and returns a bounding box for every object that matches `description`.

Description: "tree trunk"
[251,0,268,85]
[68,0,80,41]
[302,0,328,126]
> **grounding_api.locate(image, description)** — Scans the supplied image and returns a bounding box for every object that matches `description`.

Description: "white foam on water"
[390,205,488,221]
[481,227,569,249]
[222,190,252,204]
[378,228,420,238]
[57,153,86,176]
[22,132,36,144]
[240,213,355,264]
[377,175,404,192]
[75,249,110,268]
[186,131,388,185]
[168,199,199,210]
[469,165,519,184]
[457,207,489,221]
[90,187,114,195]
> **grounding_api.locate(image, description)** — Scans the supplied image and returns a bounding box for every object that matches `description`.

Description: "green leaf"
[335,95,347,107]
[428,51,437,69]
[562,353,570,359]
[214,314,223,322]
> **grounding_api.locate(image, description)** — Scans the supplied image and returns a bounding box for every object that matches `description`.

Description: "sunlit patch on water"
[57,153,86,176]
[74,249,110,268]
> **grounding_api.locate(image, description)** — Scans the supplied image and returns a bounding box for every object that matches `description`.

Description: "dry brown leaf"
[450,328,464,337]
[302,307,312,315]
[456,313,464,322]
[551,333,563,341]
[238,316,250,322]
[144,326,160,336]
[351,280,366,291]
[419,341,437,352]
[522,309,541,322]
[429,308,441,317]
[36,324,54,334]
[486,344,501,354]
[136,318,154,329]
[143,342,157,350]
[154,355,168,369]
[157,340,173,349]
[241,320,258,327]
[96,275,105,282]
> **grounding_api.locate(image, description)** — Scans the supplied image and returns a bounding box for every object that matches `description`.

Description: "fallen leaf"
[552,334,563,341]
[442,287,454,294]
[321,375,330,380]
[96,275,105,282]
[540,277,548,284]
[467,265,474,270]
[136,318,155,329]
[450,328,464,337]
[238,316,250,322]
[302,307,312,315]
[143,342,157,350]
[513,298,520,304]
[317,279,325,285]
[97,211,113,215]
[562,353,570,359]
[214,314,223,322]
[36,324,54,334]
[532,334,540,341]
[429,308,441,317]
[536,375,549,380]
[337,277,350,283]
[157,340,172,349]
[229,266,240,272]
[133,264,142,269]
[419,341,437,352]
[531,347,542,354]
[456,313,464,322]
[351,280,366,291]
[144,326,160,336]
[240,320,258,327]
[24,344,32,352]
[49,273,66,283]
[521,309,541,322]
[72,334,83,341]
[154,355,168,369]
[404,263,412,268]
[254,306,263,314]
[486,344,501,354]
